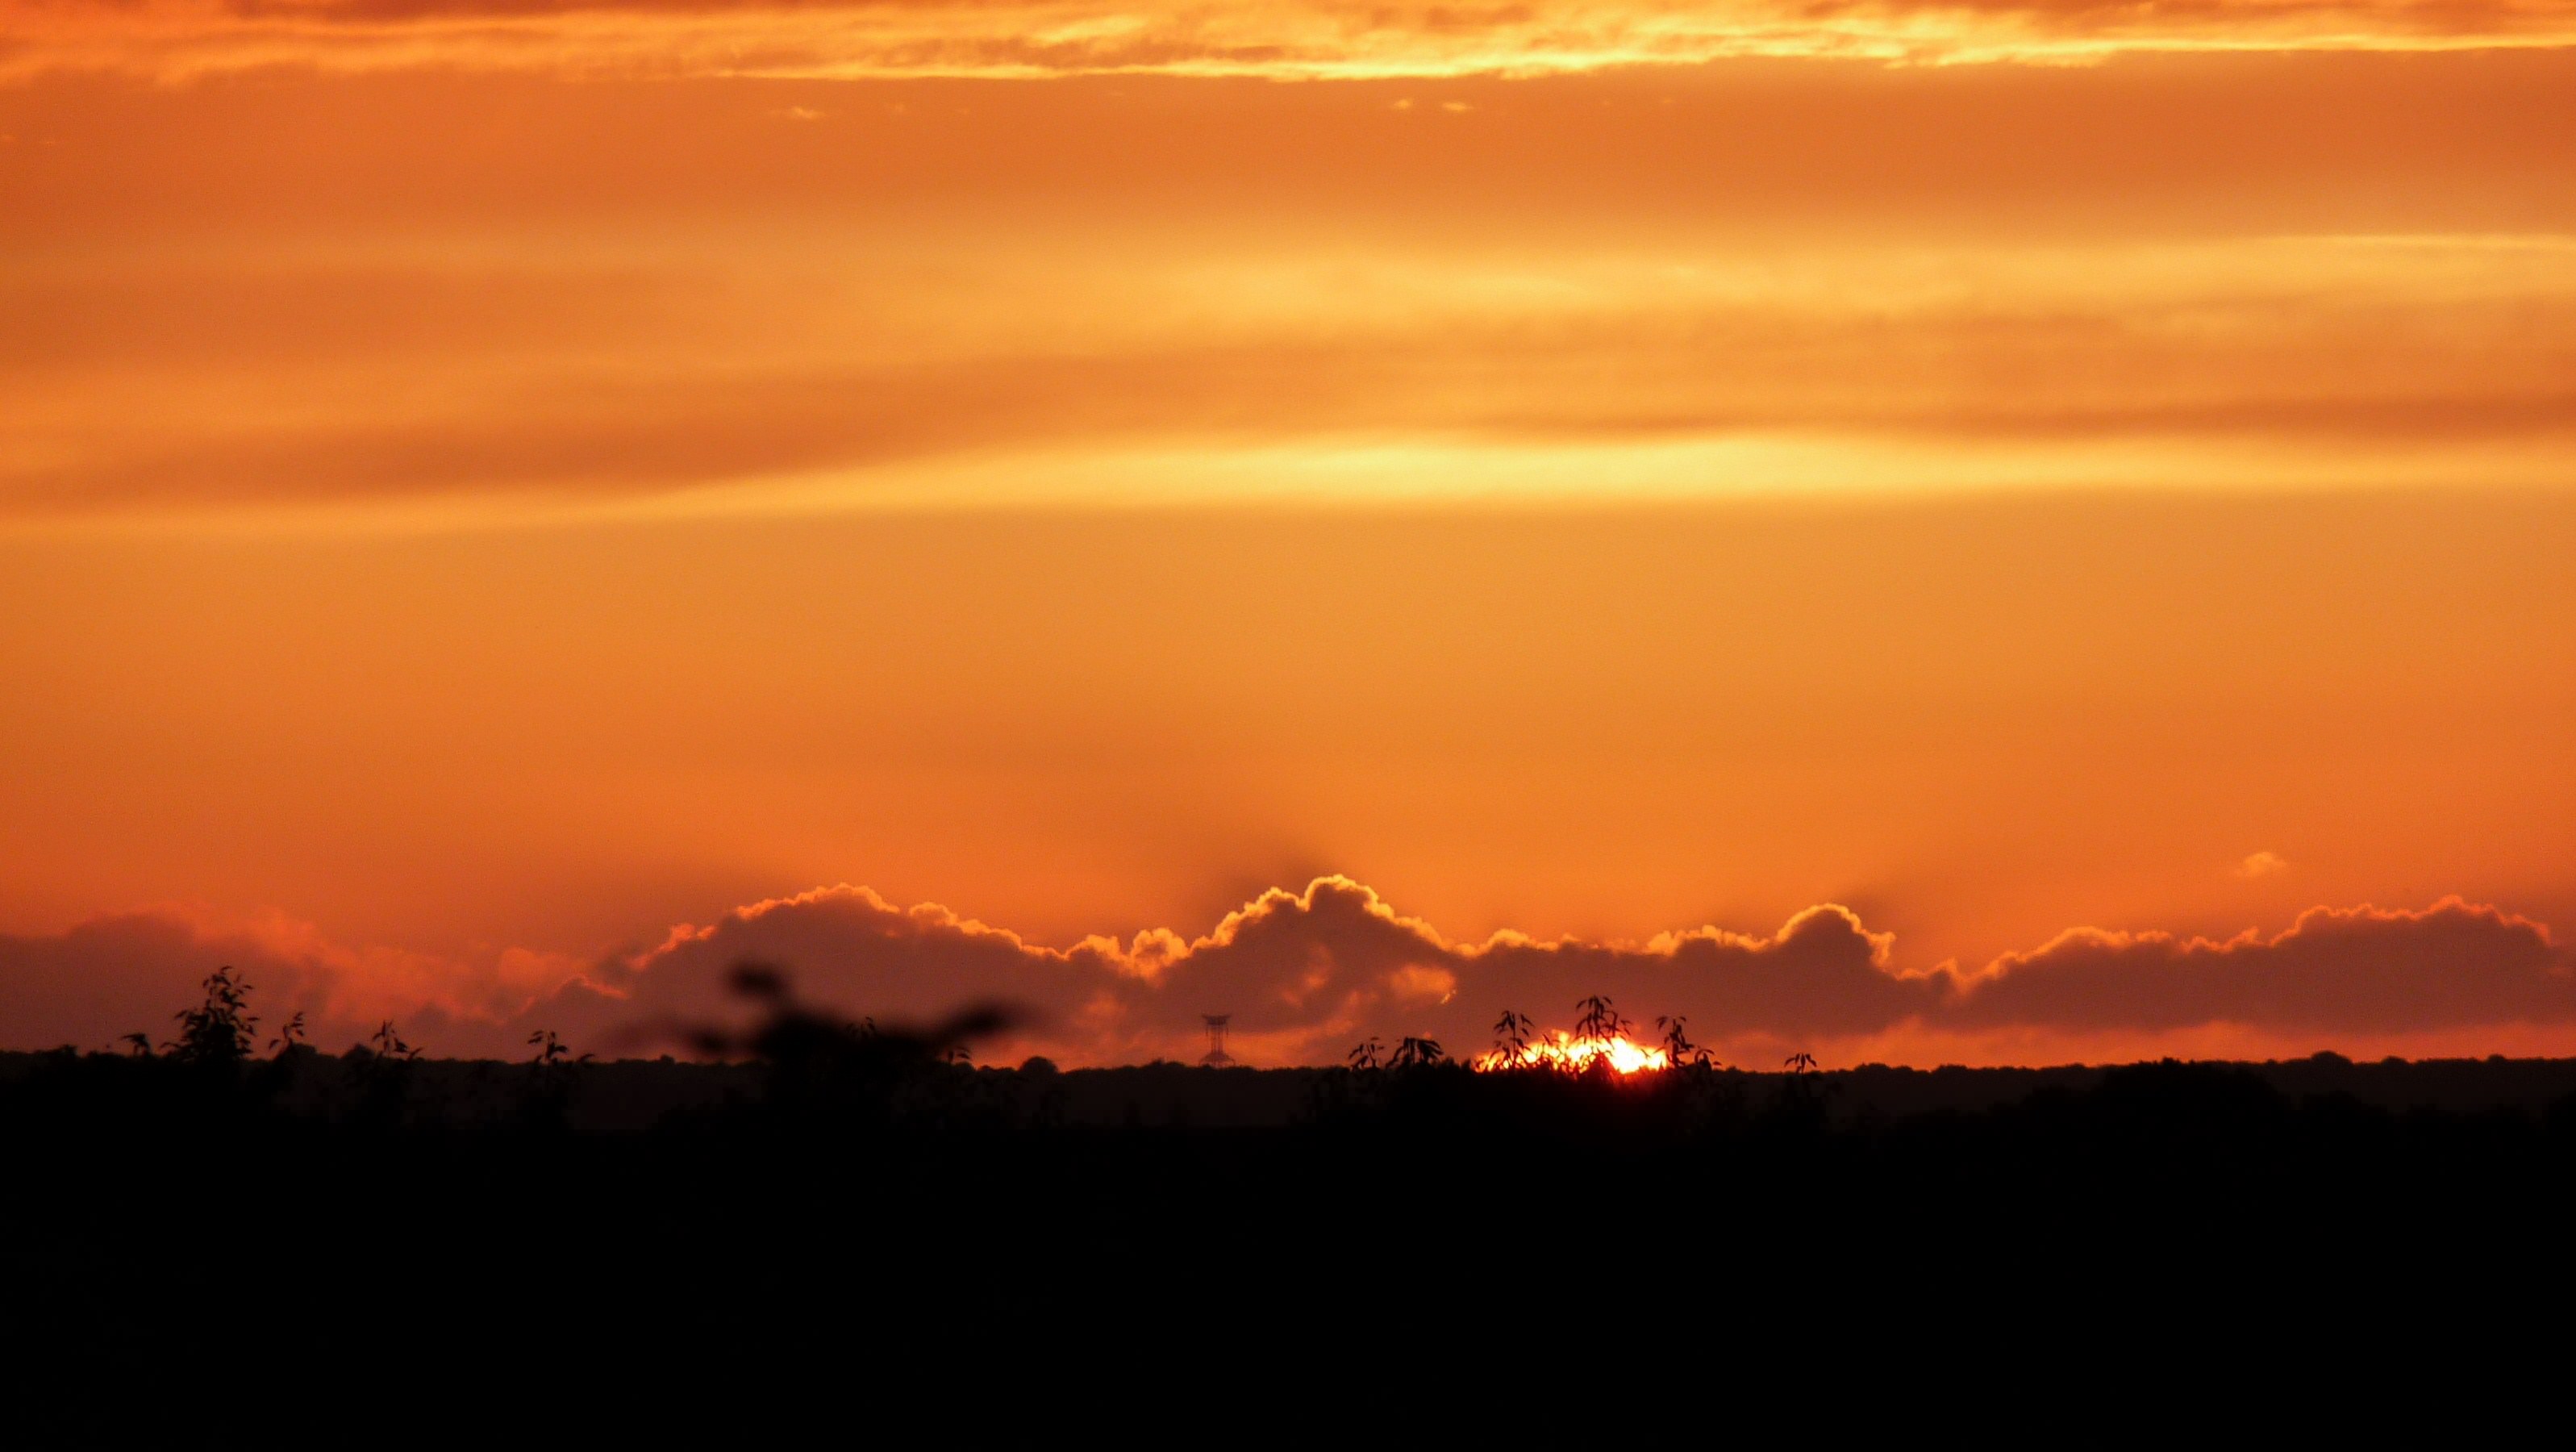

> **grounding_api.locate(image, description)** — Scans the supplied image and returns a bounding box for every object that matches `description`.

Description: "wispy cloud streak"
[15,235,2576,521]
[12,0,2576,81]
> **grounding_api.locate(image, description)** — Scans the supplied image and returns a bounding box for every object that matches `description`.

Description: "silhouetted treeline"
[5,971,2572,1433]
[19,1039,2576,1131]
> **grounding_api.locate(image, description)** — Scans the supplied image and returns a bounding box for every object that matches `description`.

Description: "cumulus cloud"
[0,913,276,1054]
[504,878,1933,1062]
[0,908,582,1057]
[2236,850,2291,878]
[1945,899,2568,1034]
[4,883,2570,1063]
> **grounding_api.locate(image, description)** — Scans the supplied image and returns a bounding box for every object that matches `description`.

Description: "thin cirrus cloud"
[5,879,2567,1066]
[9,0,2576,82]
[15,235,2576,520]
[10,40,2576,523]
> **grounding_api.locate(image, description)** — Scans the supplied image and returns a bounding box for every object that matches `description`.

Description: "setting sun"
[1474,1033,1674,1075]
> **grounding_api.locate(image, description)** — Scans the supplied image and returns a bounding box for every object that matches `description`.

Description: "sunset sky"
[5,0,2575,1066]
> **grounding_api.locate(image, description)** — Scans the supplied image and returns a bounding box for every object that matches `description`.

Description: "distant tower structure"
[1201,1014,1236,1068]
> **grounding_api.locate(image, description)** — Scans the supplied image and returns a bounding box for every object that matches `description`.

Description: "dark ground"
[15,1045,2575,1129]
[3,1044,2570,1435]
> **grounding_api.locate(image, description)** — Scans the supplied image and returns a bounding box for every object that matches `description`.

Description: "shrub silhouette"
[1390,1036,1446,1069]
[370,1020,420,1061]
[526,1028,589,1073]
[1657,1014,1715,1069]
[168,966,256,1066]
[519,1028,590,1126]
[1574,995,1632,1045]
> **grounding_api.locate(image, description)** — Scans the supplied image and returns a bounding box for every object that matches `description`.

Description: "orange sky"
[4,5,2574,1064]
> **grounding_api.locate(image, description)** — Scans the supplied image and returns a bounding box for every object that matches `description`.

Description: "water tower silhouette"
[1200,1014,1235,1067]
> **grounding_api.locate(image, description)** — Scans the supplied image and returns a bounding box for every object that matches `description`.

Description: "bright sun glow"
[1473,1033,1670,1074]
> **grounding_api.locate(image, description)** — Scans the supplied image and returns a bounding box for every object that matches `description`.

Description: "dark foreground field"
[6,1029,2573,1432]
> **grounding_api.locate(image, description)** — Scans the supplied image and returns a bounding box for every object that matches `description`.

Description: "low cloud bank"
[2,880,2567,1066]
